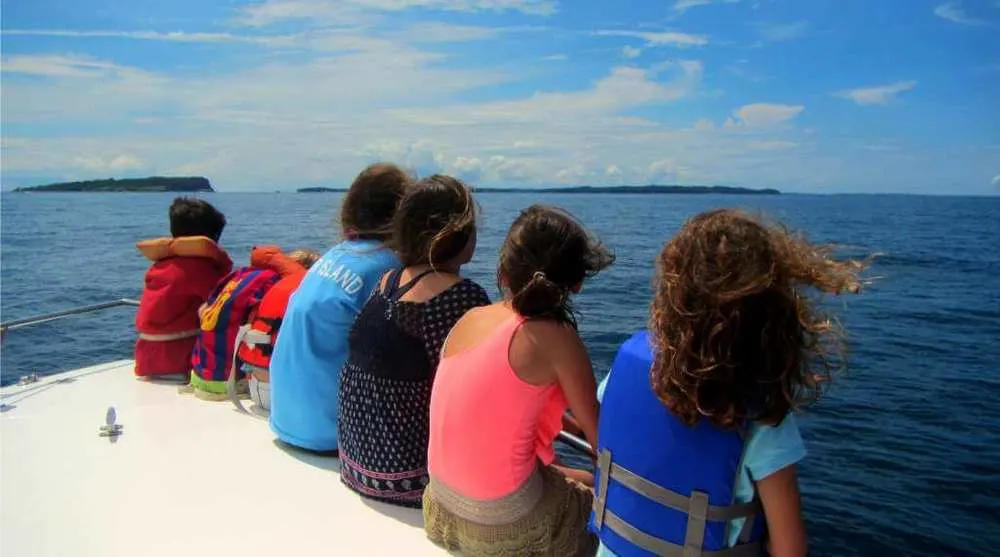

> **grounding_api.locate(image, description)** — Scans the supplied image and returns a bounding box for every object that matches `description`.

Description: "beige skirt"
[423,466,597,557]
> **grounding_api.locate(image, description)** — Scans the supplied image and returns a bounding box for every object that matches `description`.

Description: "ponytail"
[510,271,574,325]
[497,205,614,327]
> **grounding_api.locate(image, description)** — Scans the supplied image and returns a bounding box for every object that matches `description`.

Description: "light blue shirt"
[269,240,400,451]
[595,372,806,554]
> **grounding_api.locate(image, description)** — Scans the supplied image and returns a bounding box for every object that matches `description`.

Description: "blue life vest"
[589,331,766,557]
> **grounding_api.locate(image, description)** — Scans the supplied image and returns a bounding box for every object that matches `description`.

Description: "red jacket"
[134,236,233,377]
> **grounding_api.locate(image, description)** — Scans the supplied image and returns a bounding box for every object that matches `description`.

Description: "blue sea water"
[2,192,999,556]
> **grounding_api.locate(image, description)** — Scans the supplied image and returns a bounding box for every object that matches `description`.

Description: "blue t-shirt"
[595,372,806,554]
[269,240,400,451]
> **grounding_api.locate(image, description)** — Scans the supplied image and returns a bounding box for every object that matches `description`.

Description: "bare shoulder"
[519,319,584,353]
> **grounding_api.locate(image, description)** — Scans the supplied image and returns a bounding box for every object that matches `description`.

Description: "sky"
[1,0,998,194]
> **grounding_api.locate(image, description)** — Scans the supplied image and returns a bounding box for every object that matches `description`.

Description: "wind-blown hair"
[649,209,868,429]
[390,174,477,268]
[498,205,614,326]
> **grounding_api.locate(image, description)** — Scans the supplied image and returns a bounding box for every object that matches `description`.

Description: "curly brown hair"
[649,209,868,429]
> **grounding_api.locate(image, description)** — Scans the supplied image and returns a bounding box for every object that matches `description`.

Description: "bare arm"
[756,465,808,557]
[543,324,599,453]
[562,413,584,436]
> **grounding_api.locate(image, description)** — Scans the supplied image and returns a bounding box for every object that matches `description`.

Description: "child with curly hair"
[591,209,867,557]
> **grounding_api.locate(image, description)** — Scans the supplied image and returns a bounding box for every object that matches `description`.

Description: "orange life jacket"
[235,253,308,381]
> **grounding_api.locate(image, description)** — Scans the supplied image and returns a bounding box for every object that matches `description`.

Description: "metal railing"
[0,299,140,334]
[556,430,594,458]
[0,297,596,457]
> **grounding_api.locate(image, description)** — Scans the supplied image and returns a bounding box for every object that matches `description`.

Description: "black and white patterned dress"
[338,268,491,507]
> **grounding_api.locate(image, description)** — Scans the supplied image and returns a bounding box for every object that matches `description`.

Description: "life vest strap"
[593,449,612,529]
[599,449,760,521]
[593,449,762,556]
[242,329,272,346]
[137,329,200,342]
[228,325,265,420]
[601,508,761,557]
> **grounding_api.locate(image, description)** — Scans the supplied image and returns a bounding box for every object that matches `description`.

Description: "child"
[269,163,411,453]
[188,245,315,401]
[338,174,491,508]
[135,197,231,378]
[591,210,866,557]
[422,205,614,556]
[236,249,321,412]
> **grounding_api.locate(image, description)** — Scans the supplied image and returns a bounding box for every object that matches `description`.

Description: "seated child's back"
[135,197,230,378]
[189,245,310,401]
[237,249,321,411]
[269,162,411,453]
[591,210,867,557]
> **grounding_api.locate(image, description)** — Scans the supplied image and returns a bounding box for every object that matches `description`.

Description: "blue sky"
[1,0,998,194]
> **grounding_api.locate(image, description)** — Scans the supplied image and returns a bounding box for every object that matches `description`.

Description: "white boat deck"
[1,360,452,556]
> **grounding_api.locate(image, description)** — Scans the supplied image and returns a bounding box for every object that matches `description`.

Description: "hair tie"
[532,271,547,282]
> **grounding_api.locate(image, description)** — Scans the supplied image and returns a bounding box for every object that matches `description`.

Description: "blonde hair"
[288,249,321,269]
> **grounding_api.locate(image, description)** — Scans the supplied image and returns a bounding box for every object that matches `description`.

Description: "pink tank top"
[427,314,568,500]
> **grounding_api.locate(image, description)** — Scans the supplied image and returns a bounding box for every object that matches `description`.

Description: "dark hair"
[649,209,869,429]
[169,197,226,241]
[340,162,412,241]
[390,175,477,268]
[497,205,614,325]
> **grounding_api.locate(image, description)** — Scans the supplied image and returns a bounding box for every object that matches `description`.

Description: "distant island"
[298,186,343,193]
[298,184,779,195]
[479,185,780,195]
[14,176,214,193]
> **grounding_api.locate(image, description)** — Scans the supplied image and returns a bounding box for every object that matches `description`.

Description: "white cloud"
[835,81,917,106]
[2,24,519,48]
[73,154,145,172]
[934,2,986,25]
[400,22,502,42]
[541,53,568,61]
[747,140,798,151]
[9,14,975,193]
[622,45,642,58]
[756,21,809,42]
[389,61,703,126]
[727,103,805,127]
[674,0,712,11]
[647,158,682,182]
[1,54,141,78]
[692,118,714,130]
[236,0,557,27]
[555,165,595,184]
[2,50,714,189]
[595,30,709,47]
[992,173,1000,185]
[672,0,740,13]
[1,28,296,46]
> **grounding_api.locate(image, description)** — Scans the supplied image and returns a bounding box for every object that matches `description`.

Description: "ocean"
[2,192,998,555]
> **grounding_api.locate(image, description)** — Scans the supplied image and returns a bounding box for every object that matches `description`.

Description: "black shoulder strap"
[391,269,436,300]
[380,268,402,296]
